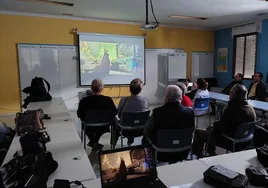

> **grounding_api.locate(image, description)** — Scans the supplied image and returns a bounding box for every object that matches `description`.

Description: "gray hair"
[166,85,183,103]
[231,84,248,101]
[176,82,187,95]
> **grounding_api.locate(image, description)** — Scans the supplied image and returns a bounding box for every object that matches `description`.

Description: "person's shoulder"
[102,95,114,101]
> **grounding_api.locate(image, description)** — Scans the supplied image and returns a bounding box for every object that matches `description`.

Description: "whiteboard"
[191,52,214,82]
[18,44,79,108]
[168,53,187,80]
[18,45,184,108]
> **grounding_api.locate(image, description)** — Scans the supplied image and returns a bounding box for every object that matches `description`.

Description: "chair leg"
[233,142,236,153]
[208,114,211,127]
[226,149,228,154]
[155,151,158,164]
[81,124,83,142]
[84,130,86,150]
[121,136,123,148]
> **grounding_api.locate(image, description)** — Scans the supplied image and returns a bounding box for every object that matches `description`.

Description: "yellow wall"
[0,14,214,114]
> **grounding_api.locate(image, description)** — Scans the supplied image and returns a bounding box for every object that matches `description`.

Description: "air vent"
[17,0,74,7]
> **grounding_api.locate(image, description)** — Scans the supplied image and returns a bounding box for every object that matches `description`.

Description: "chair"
[81,110,115,150]
[116,111,150,148]
[148,128,194,163]
[193,98,211,128]
[221,120,259,153]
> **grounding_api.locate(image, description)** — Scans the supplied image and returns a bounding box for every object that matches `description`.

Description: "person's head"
[234,73,243,82]
[176,82,187,96]
[129,78,143,95]
[197,78,207,90]
[165,85,182,103]
[253,72,263,83]
[229,84,248,101]
[91,79,104,95]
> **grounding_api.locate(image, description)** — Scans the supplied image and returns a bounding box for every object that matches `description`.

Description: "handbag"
[256,145,268,167]
[15,110,45,136]
[245,165,268,187]
[203,165,248,188]
[20,130,50,156]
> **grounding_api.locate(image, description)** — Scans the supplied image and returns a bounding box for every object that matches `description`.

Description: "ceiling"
[1,0,268,29]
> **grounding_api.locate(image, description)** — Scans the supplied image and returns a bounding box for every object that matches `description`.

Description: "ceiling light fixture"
[169,15,208,20]
[17,0,74,7]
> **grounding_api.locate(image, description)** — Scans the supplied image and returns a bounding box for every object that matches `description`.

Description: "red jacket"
[182,95,193,107]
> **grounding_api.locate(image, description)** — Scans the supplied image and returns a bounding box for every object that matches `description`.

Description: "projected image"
[79,41,144,85]
[100,148,154,187]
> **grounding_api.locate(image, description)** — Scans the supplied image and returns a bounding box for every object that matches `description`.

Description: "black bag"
[203,165,248,188]
[19,130,50,156]
[257,145,268,167]
[22,77,52,108]
[0,152,58,188]
[245,165,268,187]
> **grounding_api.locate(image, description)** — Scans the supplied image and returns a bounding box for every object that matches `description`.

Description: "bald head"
[165,85,182,103]
[91,79,104,94]
[230,84,248,101]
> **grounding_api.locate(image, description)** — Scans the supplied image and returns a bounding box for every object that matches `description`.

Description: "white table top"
[27,98,68,114]
[200,150,261,188]
[78,160,211,188]
[209,92,268,111]
[209,92,229,102]
[3,98,96,187]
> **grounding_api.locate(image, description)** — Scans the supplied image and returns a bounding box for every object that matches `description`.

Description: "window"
[233,33,257,79]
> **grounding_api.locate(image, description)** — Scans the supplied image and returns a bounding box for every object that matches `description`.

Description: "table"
[200,150,261,188]
[3,98,96,187]
[78,160,211,188]
[209,92,268,111]
[27,98,68,114]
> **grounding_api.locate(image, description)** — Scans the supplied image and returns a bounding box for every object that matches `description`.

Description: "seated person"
[176,82,193,107]
[118,78,149,117]
[77,79,117,151]
[192,84,256,158]
[187,78,209,104]
[221,73,243,95]
[248,72,267,101]
[144,85,195,163]
[117,78,149,145]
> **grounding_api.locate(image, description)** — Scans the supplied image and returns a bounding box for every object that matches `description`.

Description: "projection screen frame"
[77,33,146,86]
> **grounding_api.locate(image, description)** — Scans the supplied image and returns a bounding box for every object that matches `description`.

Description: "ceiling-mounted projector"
[141,0,159,31]
[140,23,158,30]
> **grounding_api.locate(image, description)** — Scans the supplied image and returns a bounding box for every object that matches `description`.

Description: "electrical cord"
[150,0,159,26]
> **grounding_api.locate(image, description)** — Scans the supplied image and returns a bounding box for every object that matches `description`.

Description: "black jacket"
[248,81,267,101]
[221,80,243,95]
[214,99,256,138]
[77,95,117,122]
[145,102,195,142]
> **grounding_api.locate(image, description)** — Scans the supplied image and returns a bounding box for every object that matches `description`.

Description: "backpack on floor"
[22,77,52,108]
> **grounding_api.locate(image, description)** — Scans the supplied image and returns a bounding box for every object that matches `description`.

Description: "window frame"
[232,32,258,80]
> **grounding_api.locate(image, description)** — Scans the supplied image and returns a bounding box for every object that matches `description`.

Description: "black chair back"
[234,121,256,140]
[154,128,194,149]
[120,111,150,128]
[85,110,114,124]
